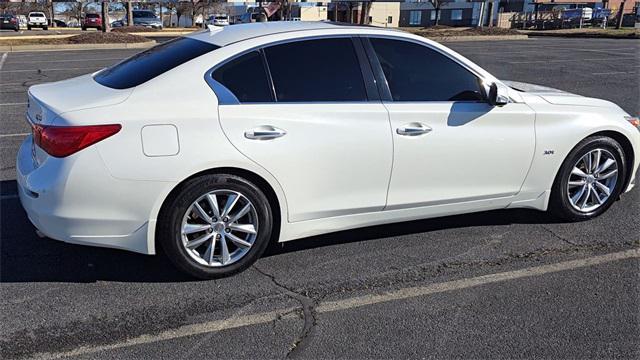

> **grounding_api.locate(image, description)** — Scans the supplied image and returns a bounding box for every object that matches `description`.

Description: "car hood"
[502,80,620,109]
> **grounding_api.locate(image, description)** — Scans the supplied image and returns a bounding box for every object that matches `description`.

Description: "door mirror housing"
[487,82,509,107]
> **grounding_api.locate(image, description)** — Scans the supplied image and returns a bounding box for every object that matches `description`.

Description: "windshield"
[94,37,219,89]
[30,13,45,17]
[86,14,100,19]
[133,11,156,18]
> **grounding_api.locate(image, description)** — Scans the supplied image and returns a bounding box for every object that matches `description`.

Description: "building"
[327,0,500,27]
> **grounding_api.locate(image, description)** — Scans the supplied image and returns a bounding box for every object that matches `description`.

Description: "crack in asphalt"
[538,225,578,246]
[2,240,638,359]
[253,265,317,359]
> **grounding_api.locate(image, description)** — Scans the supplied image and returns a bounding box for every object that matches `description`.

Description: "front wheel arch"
[585,130,635,194]
[155,167,282,254]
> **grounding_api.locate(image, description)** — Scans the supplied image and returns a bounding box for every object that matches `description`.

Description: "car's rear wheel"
[27,25,31,30]
[549,136,627,221]
[158,174,273,279]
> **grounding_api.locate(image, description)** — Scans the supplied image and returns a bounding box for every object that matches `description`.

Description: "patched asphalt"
[0,37,638,359]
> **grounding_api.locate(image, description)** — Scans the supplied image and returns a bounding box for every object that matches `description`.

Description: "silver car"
[133,10,162,29]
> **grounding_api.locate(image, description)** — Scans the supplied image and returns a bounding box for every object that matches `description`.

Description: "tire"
[82,27,86,31]
[158,174,273,279]
[43,26,48,30]
[27,25,31,30]
[549,136,627,221]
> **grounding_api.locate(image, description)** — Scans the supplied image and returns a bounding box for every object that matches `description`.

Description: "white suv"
[27,11,48,30]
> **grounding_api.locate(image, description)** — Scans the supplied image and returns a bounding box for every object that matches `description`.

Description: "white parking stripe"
[0,133,29,138]
[0,52,7,70]
[0,102,27,106]
[7,57,122,64]
[0,66,100,73]
[509,57,637,64]
[34,248,640,360]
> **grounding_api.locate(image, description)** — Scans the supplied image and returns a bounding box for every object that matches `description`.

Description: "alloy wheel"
[180,189,259,267]
[567,148,618,213]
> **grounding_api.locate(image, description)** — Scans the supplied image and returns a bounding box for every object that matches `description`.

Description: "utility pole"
[615,0,625,29]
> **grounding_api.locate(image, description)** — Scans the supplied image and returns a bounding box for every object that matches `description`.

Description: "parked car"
[82,13,102,30]
[206,14,230,26]
[132,10,162,28]
[52,19,67,27]
[16,14,27,29]
[110,19,125,28]
[18,22,640,279]
[0,14,20,31]
[27,11,48,30]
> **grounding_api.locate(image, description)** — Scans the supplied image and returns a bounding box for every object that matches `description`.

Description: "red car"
[81,13,102,30]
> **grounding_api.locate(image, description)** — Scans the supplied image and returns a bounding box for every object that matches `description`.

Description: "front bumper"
[16,136,164,254]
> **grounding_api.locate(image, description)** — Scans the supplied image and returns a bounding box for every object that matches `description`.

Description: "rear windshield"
[86,14,100,19]
[30,13,45,17]
[94,37,219,89]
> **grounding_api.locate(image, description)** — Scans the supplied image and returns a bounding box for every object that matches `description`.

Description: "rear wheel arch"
[154,167,283,253]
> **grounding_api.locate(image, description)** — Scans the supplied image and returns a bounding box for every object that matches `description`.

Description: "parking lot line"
[0,52,7,70]
[0,132,29,138]
[12,57,123,64]
[0,66,100,73]
[0,102,27,106]
[509,57,637,64]
[33,248,639,360]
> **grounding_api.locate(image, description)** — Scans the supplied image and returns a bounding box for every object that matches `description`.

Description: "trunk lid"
[27,73,133,126]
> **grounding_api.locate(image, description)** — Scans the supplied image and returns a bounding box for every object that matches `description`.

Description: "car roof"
[186,21,390,47]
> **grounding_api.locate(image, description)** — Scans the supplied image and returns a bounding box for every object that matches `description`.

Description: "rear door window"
[212,51,274,103]
[263,38,368,102]
[94,37,219,89]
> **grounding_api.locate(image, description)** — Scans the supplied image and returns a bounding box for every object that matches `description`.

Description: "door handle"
[396,122,432,136]
[244,125,287,140]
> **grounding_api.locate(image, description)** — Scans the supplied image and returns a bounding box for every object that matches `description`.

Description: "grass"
[401,26,521,37]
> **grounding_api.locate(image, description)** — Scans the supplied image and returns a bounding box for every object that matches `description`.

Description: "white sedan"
[17,22,640,278]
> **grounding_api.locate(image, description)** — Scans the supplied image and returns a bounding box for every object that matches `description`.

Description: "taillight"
[10,18,17,24]
[32,124,121,157]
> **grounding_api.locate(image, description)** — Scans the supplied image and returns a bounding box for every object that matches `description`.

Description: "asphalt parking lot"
[1,37,639,359]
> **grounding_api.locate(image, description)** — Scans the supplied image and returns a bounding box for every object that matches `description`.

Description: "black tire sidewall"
[159,174,273,279]
[551,136,626,221]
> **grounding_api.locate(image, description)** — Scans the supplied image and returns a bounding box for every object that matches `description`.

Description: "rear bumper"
[16,136,166,254]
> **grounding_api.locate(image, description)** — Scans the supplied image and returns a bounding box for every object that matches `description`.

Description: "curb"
[430,34,529,42]
[522,32,638,40]
[0,40,156,52]
[132,31,194,37]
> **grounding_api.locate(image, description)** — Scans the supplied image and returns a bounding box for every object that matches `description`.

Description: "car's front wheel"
[549,135,627,221]
[158,174,273,279]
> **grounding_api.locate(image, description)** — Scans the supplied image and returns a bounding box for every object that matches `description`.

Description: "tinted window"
[86,14,100,19]
[94,38,218,89]
[134,11,156,18]
[264,38,367,102]
[212,51,273,103]
[370,38,483,102]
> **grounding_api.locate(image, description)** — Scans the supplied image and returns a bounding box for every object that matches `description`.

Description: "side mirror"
[487,82,509,107]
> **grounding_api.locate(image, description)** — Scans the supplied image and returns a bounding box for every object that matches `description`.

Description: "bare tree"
[176,1,190,27]
[429,0,441,26]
